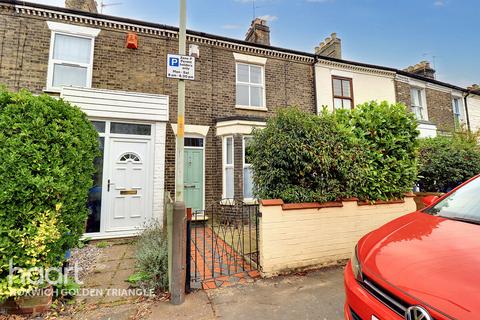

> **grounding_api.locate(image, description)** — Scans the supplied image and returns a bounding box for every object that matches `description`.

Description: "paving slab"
[207,267,345,320]
[148,291,215,320]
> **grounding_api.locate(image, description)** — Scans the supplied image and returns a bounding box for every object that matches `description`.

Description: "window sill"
[243,198,258,205]
[235,105,268,112]
[43,87,62,95]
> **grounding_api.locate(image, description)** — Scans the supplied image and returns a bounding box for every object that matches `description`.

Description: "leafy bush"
[0,89,98,300]
[249,102,419,203]
[418,132,480,192]
[133,221,168,292]
[249,107,365,203]
[338,101,419,200]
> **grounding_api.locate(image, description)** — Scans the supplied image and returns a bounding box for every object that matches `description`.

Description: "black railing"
[188,199,260,289]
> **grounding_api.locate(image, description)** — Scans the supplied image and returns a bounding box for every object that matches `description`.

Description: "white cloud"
[305,0,334,3]
[257,14,278,22]
[434,0,446,6]
[222,24,242,30]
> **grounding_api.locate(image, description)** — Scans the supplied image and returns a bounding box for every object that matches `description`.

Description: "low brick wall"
[259,196,417,277]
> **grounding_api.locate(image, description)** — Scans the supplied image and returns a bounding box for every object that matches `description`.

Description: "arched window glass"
[119,152,140,162]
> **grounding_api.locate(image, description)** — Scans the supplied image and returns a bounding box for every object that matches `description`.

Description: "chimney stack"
[245,18,270,46]
[404,61,436,79]
[65,0,98,13]
[468,84,480,94]
[315,33,342,59]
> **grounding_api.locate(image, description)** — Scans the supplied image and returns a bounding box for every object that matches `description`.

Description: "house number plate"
[120,190,138,195]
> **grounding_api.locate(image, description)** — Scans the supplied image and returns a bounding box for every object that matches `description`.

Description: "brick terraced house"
[0,0,315,238]
[1,0,479,239]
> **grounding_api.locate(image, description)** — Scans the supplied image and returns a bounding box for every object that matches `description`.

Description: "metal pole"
[175,0,186,202]
[171,0,187,306]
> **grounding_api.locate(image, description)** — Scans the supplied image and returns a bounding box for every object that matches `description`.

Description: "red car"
[344,175,480,320]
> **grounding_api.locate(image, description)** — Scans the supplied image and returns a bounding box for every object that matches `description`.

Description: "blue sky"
[32,0,478,87]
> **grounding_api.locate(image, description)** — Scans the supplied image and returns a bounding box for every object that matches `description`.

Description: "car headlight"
[351,245,363,281]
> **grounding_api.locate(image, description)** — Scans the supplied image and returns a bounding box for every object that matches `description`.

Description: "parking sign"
[167,54,195,80]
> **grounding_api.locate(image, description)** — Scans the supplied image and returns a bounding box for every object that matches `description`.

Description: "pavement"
[149,266,345,320]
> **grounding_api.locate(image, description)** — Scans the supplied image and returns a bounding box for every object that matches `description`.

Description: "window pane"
[250,66,262,84]
[342,80,351,97]
[110,122,151,135]
[91,121,105,133]
[244,137,253,165]
[333,79,342,96]
[86,137,104,233]
[236,84,250,106]
[184,137,203,147]
[54,34,91,64]
[343,99,352,109]
[237,64,249,82]
[226,137,233,165]
[225,167,234,199]
[417,90,423,106]
[53,64,87,87]
[334,98,343,109]
[243,167,253,199]
[411,88,419,106]
[250,86,263,107]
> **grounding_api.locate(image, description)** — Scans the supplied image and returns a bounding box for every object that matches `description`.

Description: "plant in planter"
[0,88,98,314]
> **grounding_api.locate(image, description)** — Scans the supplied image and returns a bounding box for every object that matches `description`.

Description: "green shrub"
[133,221,168,292]
[249,107,365,203]
[338,101,420,201]
[418,132,480,192]
[0,89,98,299]
[249,102,419,203]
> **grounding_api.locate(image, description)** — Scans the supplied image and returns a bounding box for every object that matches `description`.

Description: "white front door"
[106,137,152,232]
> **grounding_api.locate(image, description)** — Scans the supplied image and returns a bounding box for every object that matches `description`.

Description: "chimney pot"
[404,60,436,79]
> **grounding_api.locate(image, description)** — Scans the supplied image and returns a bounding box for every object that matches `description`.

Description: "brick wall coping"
[260,193,415,210]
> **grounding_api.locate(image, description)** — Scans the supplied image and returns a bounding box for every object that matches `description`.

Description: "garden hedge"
[418,132,480,192]
[249,102,419,203]
[0,89,98,299]
[248,107,365,203]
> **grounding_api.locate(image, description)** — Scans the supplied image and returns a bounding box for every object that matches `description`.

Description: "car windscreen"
[425,177,480,223]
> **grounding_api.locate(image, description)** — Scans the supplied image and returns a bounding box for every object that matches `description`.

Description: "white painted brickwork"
[153,122,167,225]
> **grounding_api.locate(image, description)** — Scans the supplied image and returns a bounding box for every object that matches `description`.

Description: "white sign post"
[167,54,195,80]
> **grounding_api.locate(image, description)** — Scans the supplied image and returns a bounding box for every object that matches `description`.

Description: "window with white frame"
[243,136,254,200]
[236,63,265,108]
[223,136,234,199]
[46,22,100,90]
[410,87,427,120]
[452,97,464,129]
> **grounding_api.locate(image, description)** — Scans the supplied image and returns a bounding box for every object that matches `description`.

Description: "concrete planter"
[258,195,417,277]
[0,286,53,316]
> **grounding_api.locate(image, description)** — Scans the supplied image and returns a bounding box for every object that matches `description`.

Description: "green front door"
[184,148,204,212]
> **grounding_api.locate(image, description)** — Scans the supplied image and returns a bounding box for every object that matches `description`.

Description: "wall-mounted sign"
[167,54,195,80]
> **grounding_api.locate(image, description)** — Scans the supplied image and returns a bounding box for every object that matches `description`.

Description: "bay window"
[223,136,234,199]
[243,136,254,200]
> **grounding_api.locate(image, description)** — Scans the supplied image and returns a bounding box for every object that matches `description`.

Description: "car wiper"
[439,216,480,225]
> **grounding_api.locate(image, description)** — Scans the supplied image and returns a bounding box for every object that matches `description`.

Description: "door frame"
[183,135,206,212]
[85,118,155,239]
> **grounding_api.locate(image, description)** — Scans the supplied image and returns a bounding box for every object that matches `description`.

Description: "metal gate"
[187,199,260,290]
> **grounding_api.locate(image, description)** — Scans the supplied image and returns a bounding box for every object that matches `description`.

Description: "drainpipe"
[313,55,318,114]
[464,91,471,132]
